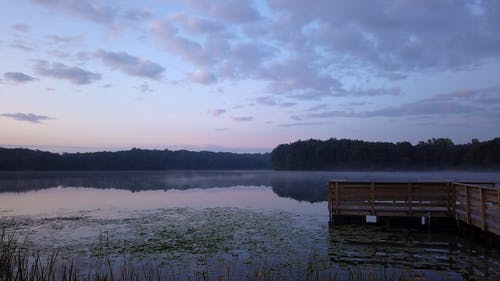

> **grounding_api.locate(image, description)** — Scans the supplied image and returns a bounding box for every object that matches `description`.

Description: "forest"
[271,138,500,170]
[1,137,499,171]
[0,148,271,170]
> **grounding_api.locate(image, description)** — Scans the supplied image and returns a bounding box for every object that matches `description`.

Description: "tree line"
[271,138,500,170]
[0,148,271,170]
[1,137,499,171]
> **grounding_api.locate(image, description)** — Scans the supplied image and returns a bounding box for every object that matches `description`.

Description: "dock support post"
[480,188,486,231]
[370,182,375,215]
[328,183,332,223]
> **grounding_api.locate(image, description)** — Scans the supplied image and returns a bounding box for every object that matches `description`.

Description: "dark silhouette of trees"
[2,137,499,171]
[0,148,271,170]
[271,138,500,170]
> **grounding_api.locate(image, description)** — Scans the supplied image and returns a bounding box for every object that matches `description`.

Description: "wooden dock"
[328,181,500,236]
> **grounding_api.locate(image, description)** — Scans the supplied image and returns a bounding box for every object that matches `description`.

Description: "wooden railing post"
[451,182,456,218]
[480,187,486,231]
[335,182,340,215]
[370,182,375,215]
[465,185,470,224]
[407,183,413,217]
[328,182,332,222]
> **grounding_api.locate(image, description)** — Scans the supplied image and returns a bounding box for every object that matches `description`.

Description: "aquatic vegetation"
[1,206,498,281]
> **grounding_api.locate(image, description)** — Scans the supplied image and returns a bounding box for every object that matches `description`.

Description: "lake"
[1,170,500,280]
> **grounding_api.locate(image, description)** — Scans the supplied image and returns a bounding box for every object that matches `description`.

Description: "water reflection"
[0,186,326,217]
[1,170,499,203]
[328,224,500,280]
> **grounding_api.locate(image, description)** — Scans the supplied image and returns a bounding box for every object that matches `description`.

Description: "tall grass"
[1,227,423,281]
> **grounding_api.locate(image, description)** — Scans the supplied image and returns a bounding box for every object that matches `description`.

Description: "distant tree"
[0,148,271,171]
[270,138,500,170]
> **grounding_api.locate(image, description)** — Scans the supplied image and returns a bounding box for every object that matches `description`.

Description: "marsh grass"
[1,226,428,281]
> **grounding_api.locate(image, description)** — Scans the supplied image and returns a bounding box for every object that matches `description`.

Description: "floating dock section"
[328,181,500,236]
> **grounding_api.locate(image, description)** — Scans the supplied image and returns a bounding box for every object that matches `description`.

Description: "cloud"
[307,86,500,119]
[46,34,84,44]
[343,86,401,97]
[267,0,500,72]
[211,109,226,117]
[34,60,101,84]
[3,72,37,83]
[168,13,225,34]
[151,0,500,103]
[151,21,206,63]
[1,112,52,123]
[96,50,165,79]
[190,69,217,84]
[308,101,480,119]
[307,104,329,111]
[12,23,30,32]
[11,42,34,51]
[138,82,153,93]
[279,122,323,127]
[122,8,153,21]
[256,96,296,107]
[232,116,253,122]
[31,0,117,24]
[183,0,261,23]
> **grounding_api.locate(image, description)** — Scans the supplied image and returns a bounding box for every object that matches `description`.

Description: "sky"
[1,0,499,153]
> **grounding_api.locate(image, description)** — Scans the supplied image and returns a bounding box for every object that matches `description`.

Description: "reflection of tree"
[0,171,331,203]
[1,170,498,204]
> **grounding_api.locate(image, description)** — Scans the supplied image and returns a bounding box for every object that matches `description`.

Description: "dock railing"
[328,181,500,236]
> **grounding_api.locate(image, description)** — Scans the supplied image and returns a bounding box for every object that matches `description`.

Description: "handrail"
[328,180,500,236]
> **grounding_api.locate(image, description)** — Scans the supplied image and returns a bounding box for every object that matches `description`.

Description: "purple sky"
[1,0,499,153]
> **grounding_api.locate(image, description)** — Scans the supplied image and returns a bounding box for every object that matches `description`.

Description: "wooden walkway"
[328,181,500,236]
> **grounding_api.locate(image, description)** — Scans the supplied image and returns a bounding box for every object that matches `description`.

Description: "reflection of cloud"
[232,116,253,122]
[96,50,164,79]
[34,60,101,85]
[3,72,37,83]
[1,112,52,123]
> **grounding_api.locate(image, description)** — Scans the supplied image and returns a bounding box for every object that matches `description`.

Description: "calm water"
[1,170,499,280]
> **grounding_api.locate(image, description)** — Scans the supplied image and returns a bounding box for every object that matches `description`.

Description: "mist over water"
[1,170,499,280]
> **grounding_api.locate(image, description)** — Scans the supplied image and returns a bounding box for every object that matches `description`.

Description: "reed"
[0,227,424,281]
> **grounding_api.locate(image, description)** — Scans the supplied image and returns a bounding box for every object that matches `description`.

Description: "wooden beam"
[480,187,486,231]
[335,182,340,215]
[370,182,375,215]
[408,183,413,217]
[328,183,332,221]
[465,185,470,225]
[451,182,456,218]
[327,181,499,237]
